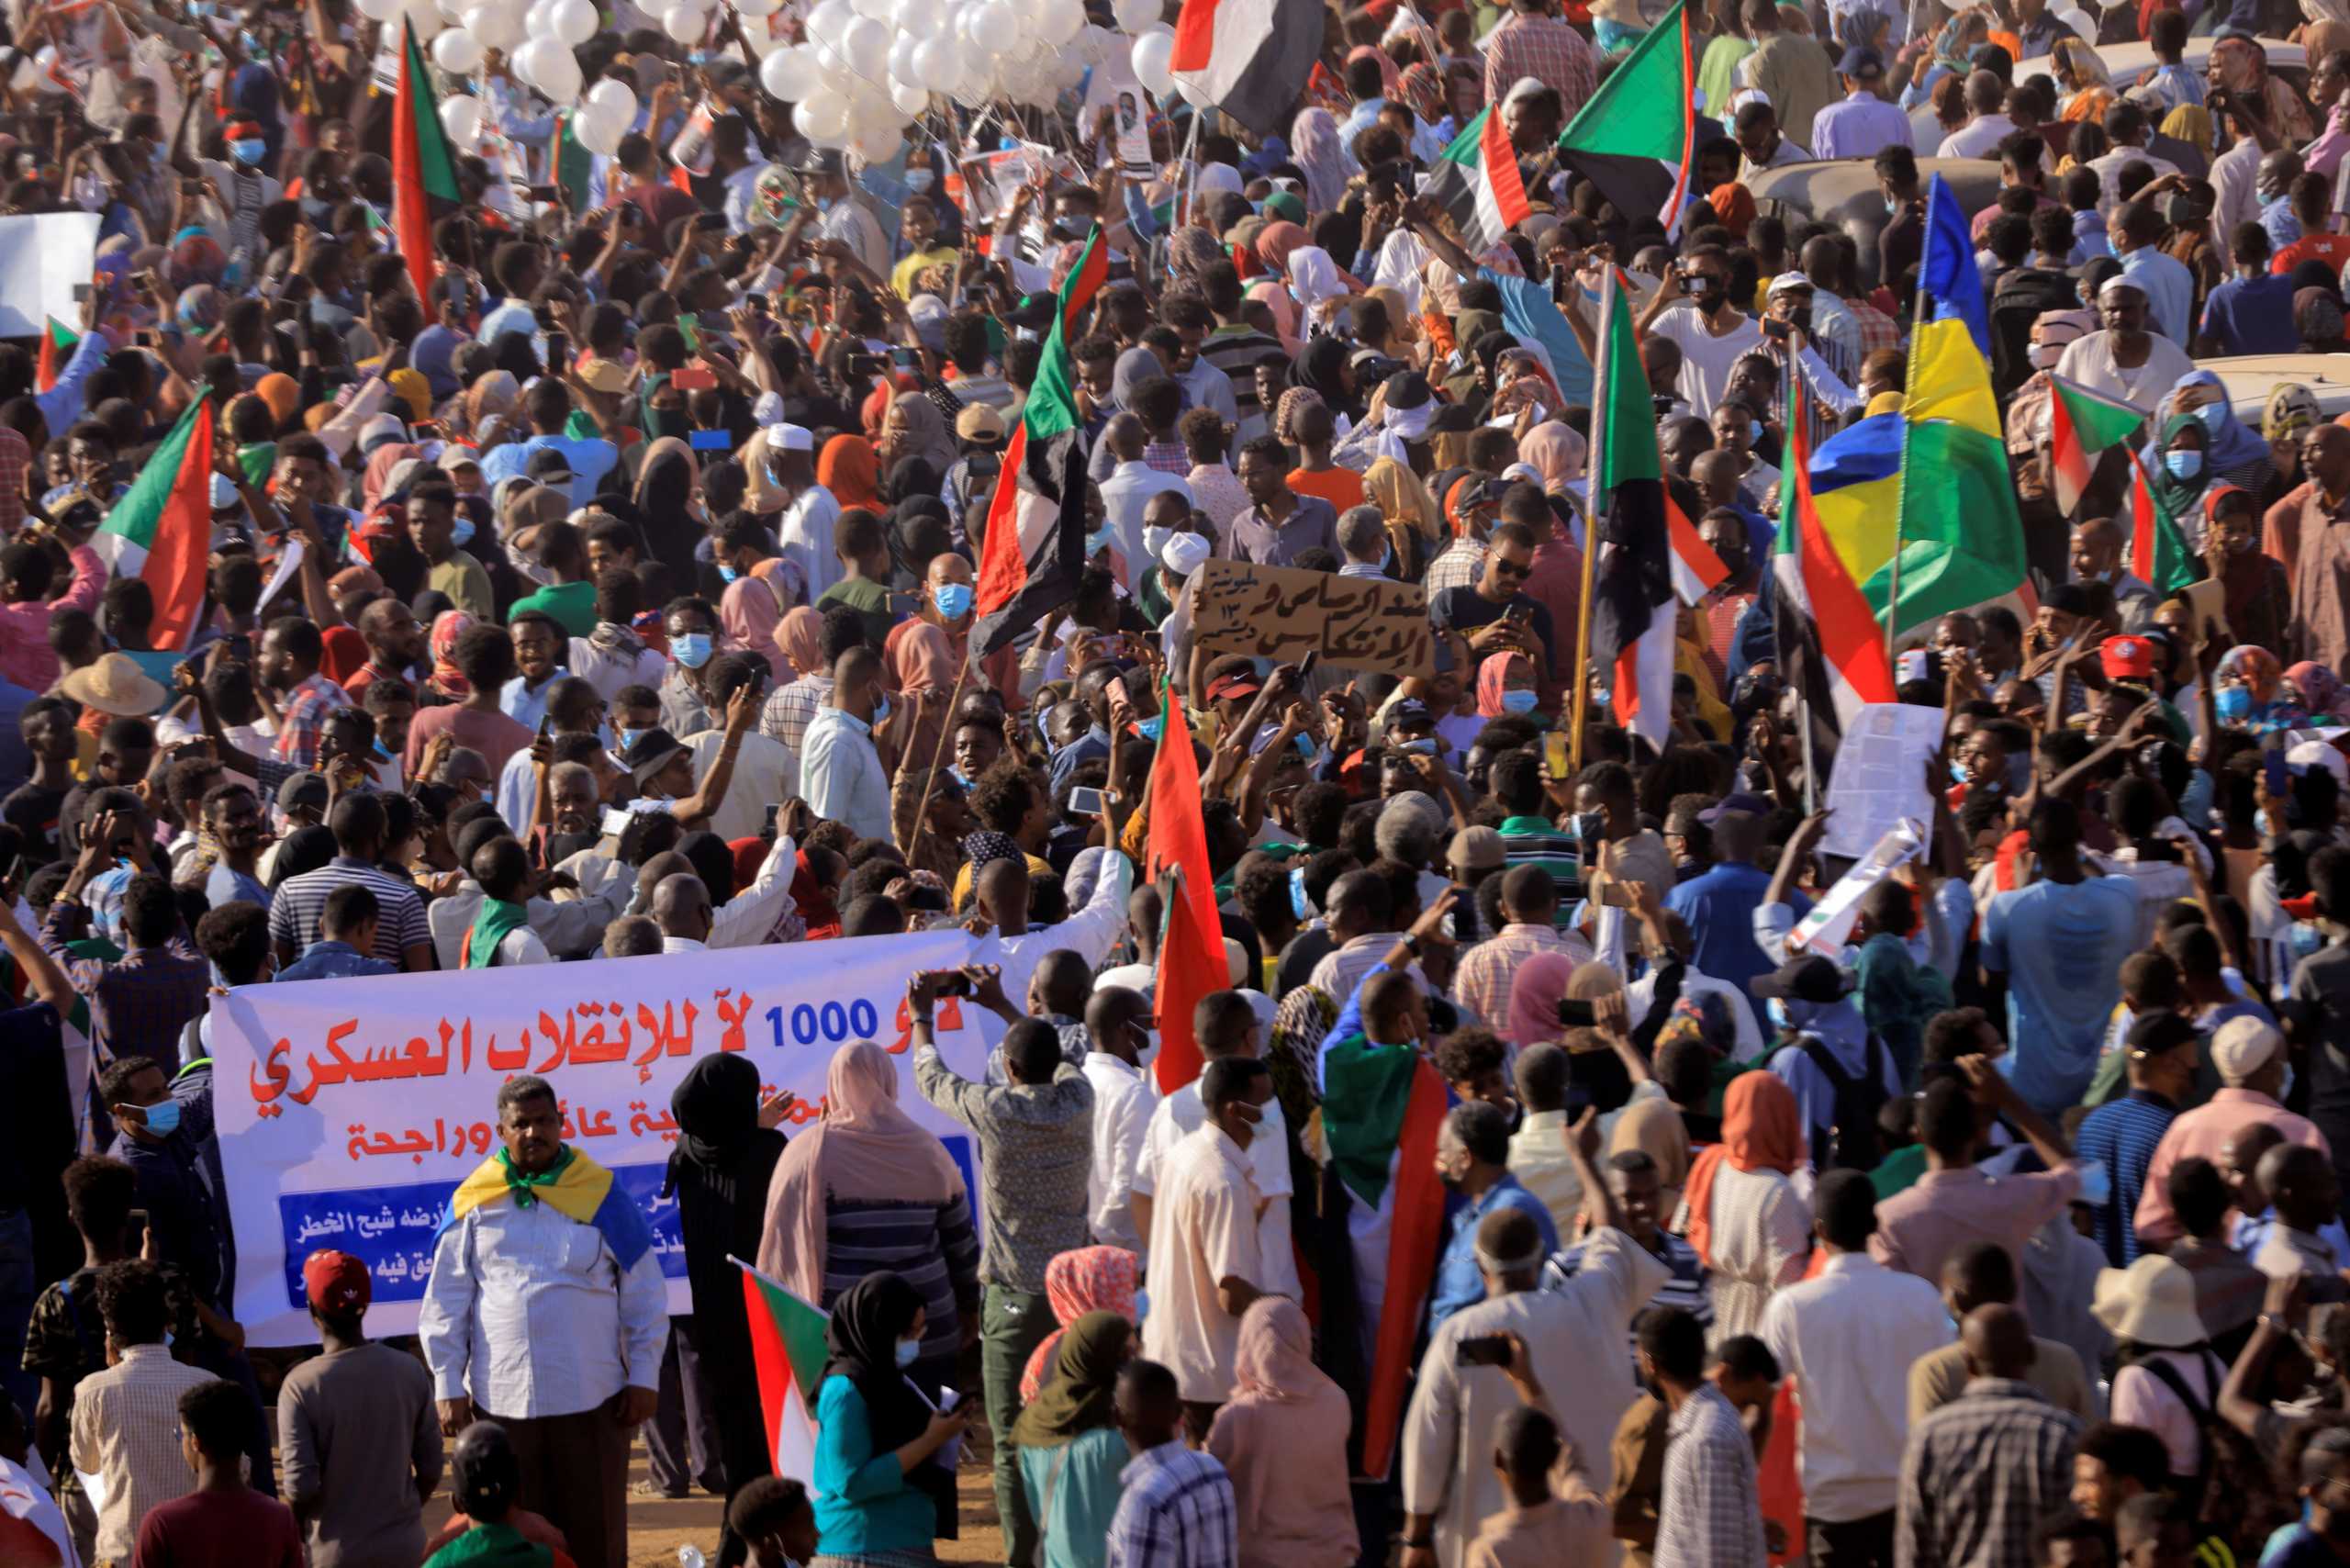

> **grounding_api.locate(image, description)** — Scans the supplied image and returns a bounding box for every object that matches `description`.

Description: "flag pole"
[901,655,974,869]
[1568,268,1616,777]
[1884,185,1932,668]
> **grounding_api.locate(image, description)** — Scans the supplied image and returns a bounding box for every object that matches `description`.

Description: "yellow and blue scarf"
[439,1147,655,1271]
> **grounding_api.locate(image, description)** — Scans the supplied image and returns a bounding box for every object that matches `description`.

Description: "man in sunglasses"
[1428,489,1556,703]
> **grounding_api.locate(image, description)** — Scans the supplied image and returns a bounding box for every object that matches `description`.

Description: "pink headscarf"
[1505,951,1581,1049]
[363,442,422,512]
[1254,220,1310,277]
[1204,1297,1358,1568]
[1474,650,1531,716]
[429,610,475,699]
[722,573,789,682]
[755,1041,968,1303]
[1248,279,1304,354]
[774,606,826,679]
[1519,421,1587,493]
[1018,1246,1139,1401]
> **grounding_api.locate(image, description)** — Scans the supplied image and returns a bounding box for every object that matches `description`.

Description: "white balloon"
[464,2,524,50]
[1109,0,1157,30]
[536,46,582,101]
[888,75,927,115]
[549,0,598,43]
[794,88,848,143]
[1036,0,1082,44]
[354,0,401,20]
[910,34,956,90]
[1129,26,1173,95]
[848,0,890,17]
[436,0,467,23]
[440,92,485,151]
[510,35,562,86]
[758,42,815,99]
[576,104,628,153]
[663,3,703,41]
[852,123,901,162]
[735,0,781,14]
[402,0,446,40]
[431,26,486,73]
[804,0,852,44]
[587,76,635,117]
[841,15,889,76]
[1177,73,1211,106]
[893,0,941,32]
[968,0,1017,52]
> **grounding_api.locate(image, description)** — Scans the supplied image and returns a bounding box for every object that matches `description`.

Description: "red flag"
[1145,685,1225,1093]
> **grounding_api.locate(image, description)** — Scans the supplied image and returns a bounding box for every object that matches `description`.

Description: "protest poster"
[0,212,102,339]
[210,927,1003,1346]
[1788,818,1926,956]
[1819,700,1944,861]
[1188,557,1434,678]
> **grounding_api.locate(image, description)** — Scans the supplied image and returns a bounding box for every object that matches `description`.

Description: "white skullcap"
[1162,532,1212,576]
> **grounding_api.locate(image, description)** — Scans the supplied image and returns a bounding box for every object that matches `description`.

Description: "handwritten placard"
[1189,558,1434,677]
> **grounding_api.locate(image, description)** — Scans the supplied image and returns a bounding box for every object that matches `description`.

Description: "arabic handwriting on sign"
[1190,558,1430,676]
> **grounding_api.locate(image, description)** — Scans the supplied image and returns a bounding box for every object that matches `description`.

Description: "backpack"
[2136,1350,2277,1554]
[1796,1033,1894,1170]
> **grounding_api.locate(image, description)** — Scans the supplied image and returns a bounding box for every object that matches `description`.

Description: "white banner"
[211,929,1006,1346]
[0,212,102,340]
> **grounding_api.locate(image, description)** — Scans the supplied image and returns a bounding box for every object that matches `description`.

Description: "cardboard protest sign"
[1189,558,1433,677]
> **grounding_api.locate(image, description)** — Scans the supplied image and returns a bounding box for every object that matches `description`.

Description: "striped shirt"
[821,1192,982,1365]
[267,856,431,966]
[1199,327,1284,423]
[1105,1440,1239,1568]
[1654,1382,1768,1568]
[1548,1230,1712,1376]
[1497,817,1584,925]
[2072,1088,2177,1267]
[68,1343,221,1563]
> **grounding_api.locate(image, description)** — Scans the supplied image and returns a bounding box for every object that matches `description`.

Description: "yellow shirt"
[891,246,960,301]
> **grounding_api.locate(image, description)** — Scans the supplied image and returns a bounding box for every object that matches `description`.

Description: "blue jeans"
[0,1207,36,1417]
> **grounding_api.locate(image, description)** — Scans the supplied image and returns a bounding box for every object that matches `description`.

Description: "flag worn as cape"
[738,1259,830,1481]
[2047,375,2144,517]
[391,19,463,312]
[440,1146,655,1270]
[89,398,216,652]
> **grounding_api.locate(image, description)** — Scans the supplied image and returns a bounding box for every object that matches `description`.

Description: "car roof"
[2198,353,2350,424]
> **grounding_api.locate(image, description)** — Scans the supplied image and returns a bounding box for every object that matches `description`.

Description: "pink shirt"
[2134,1088,2330,1247]
[1,544,103,691]
[1867,1163,2081,1286]
[2110,1349,2223,1479]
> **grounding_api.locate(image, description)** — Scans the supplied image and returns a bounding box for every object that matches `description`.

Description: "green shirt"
[508,579,599,638]
[1497,814,1583,928]
[427,553,494,621]
[817,577,895,653]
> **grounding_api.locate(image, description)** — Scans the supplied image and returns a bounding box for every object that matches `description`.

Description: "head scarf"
[818,435,880,510]
[1294,337,1358,420]
[1286,246,1356,321]
[464,370,520,435]
[2160,368,2270,475]
[1274,386,1326,443]
[1505,951,1580,1049]
[1255,220,1311,278]
[363,442,422,513]
[1170,225,1227,282]
[2216,644,2306,731]
[430,610,475,699]
[1398,59,1444,120]
[1610,1089,1693,1206]
[2147,411,2214,516]
[819,1271,938,1461]
[1347,39,1403,95]
[1680,1071,1807,1268]
[1248,277,1303,353]
[1475,651,1531,717]
[1009,1312,1132,1450]
[1018,1246,1140,1402]
[774,606,826,680]
[2292,661,2350,722]
[887,392,957,476]
[660,1051,786,1281]
[2159,103,2213,153]
[1364,456,1443,541]
[1289,107,1358,213]
[755,1040,967,1302]
[254,373,300,431]
[2202,484,2267,626]
[2266,382,2322,444]
[1519,420,1586,493]
[1707,182,1757,239]
[320,626,368,687]
[1114,345,1171,414]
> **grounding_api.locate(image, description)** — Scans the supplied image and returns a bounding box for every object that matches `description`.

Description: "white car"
[2197,352,2350,428]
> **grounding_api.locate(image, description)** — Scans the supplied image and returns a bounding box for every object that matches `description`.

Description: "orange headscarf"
[1255,220,1310,277]
[1707,182,1756,240]
[1679,1071,1807,1270]
[818,435,880,510]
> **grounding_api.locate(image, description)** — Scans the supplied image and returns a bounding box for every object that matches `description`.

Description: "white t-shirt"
[2052,330,2198,416]
[1649,304,1767,421]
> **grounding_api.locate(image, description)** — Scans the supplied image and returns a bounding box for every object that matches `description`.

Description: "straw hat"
[60,651,169,718]
[2091,1255,2207,1349]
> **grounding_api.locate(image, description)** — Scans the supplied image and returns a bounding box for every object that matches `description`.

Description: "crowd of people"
[7,0,2350,1560]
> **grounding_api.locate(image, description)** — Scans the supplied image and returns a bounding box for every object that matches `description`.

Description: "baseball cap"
[2210,1015,2284,1081]
[624,726,690,789]
[1765,270,1816,299]
[1751,953,1854,1003]
[525,448,577,487]
[1698,790,1771,823]
[2100,635,2156,680]
[1449,824,1505,871]
[1386,697,1437,733]
[956,404,1007,442]
[277,771,330,812]
[1205,672,1262,703]
[303,1249,372,1316]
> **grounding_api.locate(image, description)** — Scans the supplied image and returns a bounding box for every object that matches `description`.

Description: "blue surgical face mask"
[671,632,713,669]
[717,564,739,584]
[1380,545,1393,573]
[1137,714,1165,742]
[2217,684,2255,722]
[1885,196,1900,218]
[140,1098,183,1137]
[1499,689,1539,715]
[1399,737,1438,756]
[894,1338,920,1368]
[934,581,974,620]
[873,696,891,725]
[2076,1159,2112,1208]
[2164,449,2204,479]
[1132,1287,1150,1322]
[907,167,935,193]
[1289,866,1313,920]
[619,727,651,753]
[2256,807,2275,836]
[1950,761,1970,783]
[230,138,265,165]
[1766,996,1792,1031]
[451,516,476,549]
[1751,420,1763,443]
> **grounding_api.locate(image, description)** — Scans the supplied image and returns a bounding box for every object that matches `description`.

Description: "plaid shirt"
[1104,1440,1239,1568]
[762,675,833,756]
[39,899,208,1075]
[1482,12,1598,118]
[1143,441,1192,478]
[1454,922,1594,1029]
[1845,297,1904,357]
[272,671,350,769]
[1896,1378,2080,1568]
[1654,1383,1767,1568]
[0,425,25,533]
[1424,538,1487,599]
[68,1343,220,1563]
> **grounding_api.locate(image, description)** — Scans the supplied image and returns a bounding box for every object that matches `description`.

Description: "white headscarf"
[1286,245,1351,321]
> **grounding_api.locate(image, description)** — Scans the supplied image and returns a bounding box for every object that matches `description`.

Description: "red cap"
[2100,635,2156,681]
[303,1249,371,1316]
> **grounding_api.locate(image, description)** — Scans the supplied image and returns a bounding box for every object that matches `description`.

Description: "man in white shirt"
[651,870,713,954]
[2087,100,2180,216]
[1735,99,1814,180]
[1097,413,1192,590]
[1759,1170,1953,1568]
[711,116,772,234]
[799,647,894,842]
[1937,71,2020,159]
[1636,244,1765,420]
[1082,985,1155,1251]
[769,424,844,605]
[799,149,890,279]
[686,657,800,842]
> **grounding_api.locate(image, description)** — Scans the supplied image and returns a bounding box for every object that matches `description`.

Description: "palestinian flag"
[2126,451,2199,596]
[1169,0,1323,137]
[972,227,1104,660]
[1556,0,1699,233]
[1586,269,1701,744]
[35,318,75,394]
[390,18,463,310]
[739,1260,830,1481]
[1774,363,1897,734]
[1146,682,1225,1094]
[1419,107,1530,255]
[91,398,216,652]
[2046,375,2144,518]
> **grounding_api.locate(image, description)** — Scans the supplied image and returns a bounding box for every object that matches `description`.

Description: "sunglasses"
[1491,557,1532,578]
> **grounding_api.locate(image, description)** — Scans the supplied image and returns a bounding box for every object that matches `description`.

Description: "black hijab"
[823,1271,957,1536]
[1292,336,1358,422]
[632,441,702,588]
[662,1054,785,1343]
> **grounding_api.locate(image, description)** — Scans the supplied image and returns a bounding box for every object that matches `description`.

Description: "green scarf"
[495,1145,574,1209]
[423,1520,554,1568]
[464,898,529,969]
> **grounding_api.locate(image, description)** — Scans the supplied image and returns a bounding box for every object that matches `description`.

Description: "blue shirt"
[1666,863,1807,1002]
[2070,210,2114,265]
[1429,1174,1558,1329]
[202,861,269,913]
[1810,91,1915,161]
[476,434,618,509]
[2202,274,2301,355]
[498,669,570,731]
[1980,875,2142,1114]
[2072,1088,2177,1267]
[274,939,399,984]
[2120,245,2197,345]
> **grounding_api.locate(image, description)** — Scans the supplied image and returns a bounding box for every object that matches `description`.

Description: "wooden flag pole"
[1567,268,1615,777]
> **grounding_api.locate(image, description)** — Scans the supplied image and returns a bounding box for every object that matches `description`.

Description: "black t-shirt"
[1,782,67,865]
[1430,586,1557,675]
